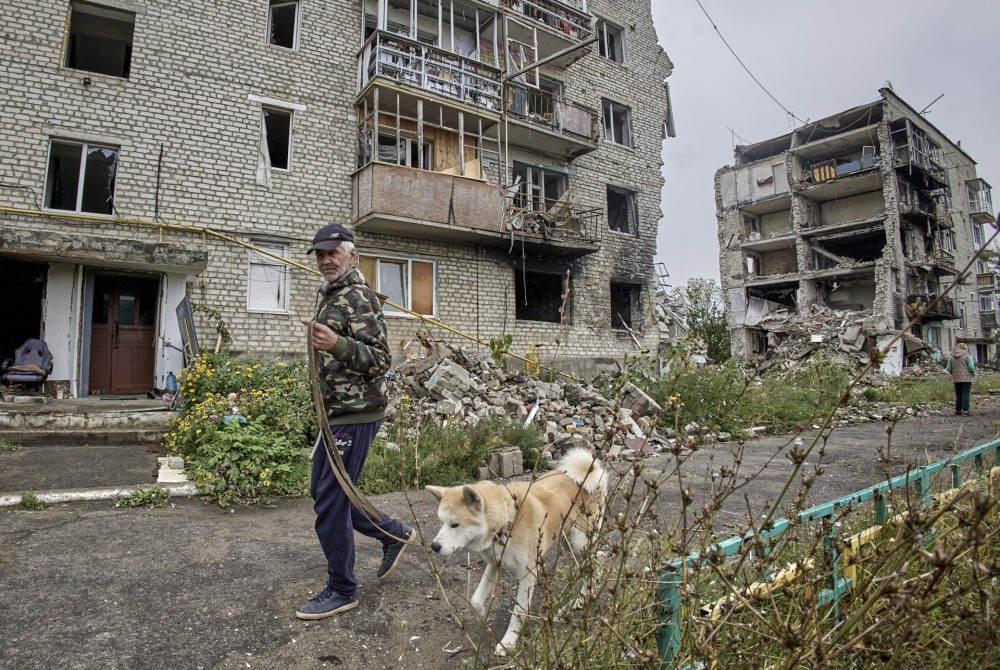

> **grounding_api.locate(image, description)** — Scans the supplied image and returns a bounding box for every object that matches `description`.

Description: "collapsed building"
[0,0,673,398]
[715,88,995,374]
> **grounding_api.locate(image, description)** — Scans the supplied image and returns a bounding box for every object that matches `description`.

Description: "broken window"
[602,99,631,147]
[65,2,135,78]
[607,186,637,234]
[610,281,640,330]
[596,18,625,63]
[359,255,436,316]
[44,140,118,214]
[512,162,567,212]
[515,268,569,324]
[268,0,300,49]
[262,107,293,170]
[248,244,290,313]
[377,133,433,169]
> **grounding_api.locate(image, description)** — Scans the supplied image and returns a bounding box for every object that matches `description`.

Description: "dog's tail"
[558,447,606,496]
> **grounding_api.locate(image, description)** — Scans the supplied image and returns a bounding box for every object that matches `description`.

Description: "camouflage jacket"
[313,268,391,424]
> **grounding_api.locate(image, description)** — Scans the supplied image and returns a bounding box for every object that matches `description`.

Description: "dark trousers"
[310,422,405,597]
[954,382,972,412]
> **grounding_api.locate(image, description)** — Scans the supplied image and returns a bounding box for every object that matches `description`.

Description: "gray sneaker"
[295,585,358,620]
[377,525,413,580]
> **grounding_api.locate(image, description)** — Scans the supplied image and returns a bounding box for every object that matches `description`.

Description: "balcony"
[890,120,947,189]
[359,32,502,114]
[928,248,957,276]
[967,178,994,224]
[501,81,598,158]
[905,293,957,321]
[501,0,593,67]
[981,310,999,329]
[351,162,599,257]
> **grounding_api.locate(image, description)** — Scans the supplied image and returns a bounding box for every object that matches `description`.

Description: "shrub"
[163,352,313,504]
[115,485,170,508]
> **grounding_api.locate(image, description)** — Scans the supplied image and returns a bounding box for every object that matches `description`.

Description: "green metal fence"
[657,436,1000,667]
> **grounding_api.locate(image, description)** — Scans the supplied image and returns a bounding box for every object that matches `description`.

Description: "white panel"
[773,160,788,194]
[720,171,738,208]
[43,264,78,383]
[735,167,752,203]
[750,164,776,200]
[158,274,188,388]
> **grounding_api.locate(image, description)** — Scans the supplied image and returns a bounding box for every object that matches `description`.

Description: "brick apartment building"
[715,88,995,373]
[0,0,673,397]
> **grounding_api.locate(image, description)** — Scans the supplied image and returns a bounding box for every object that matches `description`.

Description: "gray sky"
[651,0,1000,288]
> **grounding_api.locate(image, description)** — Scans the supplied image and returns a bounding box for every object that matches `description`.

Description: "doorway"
[88,274,159,395]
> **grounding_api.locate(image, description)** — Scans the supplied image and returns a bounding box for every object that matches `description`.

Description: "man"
[296,222,412,619]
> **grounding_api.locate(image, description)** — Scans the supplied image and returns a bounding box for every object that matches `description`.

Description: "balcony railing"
[931,247,956,274]
[981,310,999,329]
[506,203,602,244]
[905,293,957,321]
[500,0,592,40]
[359,32,502,112]
[505,81,599,142]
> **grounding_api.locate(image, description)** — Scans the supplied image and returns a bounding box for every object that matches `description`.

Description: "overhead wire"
[693,0,807,127]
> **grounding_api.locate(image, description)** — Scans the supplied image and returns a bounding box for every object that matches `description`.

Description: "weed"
[18,491,45,510]
[0,438,21,454]
[114,485,170,509]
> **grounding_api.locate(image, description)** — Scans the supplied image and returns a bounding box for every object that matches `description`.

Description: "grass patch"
[0,438,21,454]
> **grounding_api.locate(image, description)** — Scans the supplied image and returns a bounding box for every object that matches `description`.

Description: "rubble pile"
[387,341,667,471]
[753,304,882,375]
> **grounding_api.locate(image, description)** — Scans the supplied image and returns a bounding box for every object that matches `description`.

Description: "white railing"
[500,0,592,40]
[360,32,503,112]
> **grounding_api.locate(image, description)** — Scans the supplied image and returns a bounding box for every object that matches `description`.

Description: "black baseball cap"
[307,223,355,253]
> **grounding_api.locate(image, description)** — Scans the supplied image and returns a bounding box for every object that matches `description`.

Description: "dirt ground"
[2,398,999,670]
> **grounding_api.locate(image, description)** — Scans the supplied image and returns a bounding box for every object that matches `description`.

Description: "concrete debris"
[388,340,673,474]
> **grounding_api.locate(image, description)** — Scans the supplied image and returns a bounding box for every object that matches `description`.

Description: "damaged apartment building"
[0,0,672,397]
[716,88,995,374]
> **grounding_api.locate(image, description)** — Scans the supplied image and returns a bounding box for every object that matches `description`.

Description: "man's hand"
[301,319,339,352]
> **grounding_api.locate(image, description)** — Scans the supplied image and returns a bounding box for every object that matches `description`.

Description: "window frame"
[376,132,434,170]
[512,161,568,213]
[596,18,626,64]
[602,99,632,147]
[514,267,570,324]
[247,243,291,314]
[606,185,638,235]
[267,0,301,50]
[610,280,641,331]
[359,253,437,317]
[44,139,120,215]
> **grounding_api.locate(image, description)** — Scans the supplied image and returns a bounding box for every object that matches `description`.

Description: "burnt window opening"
[263,107,292,170]
[45,140,119,214]
[515,269,569,324]
[610,281,640,330]
[607,186,637,234]
[747,328,769,357]
[268,0,300,49]
[65,2,135,78]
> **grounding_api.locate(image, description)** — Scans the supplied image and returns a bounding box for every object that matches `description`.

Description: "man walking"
[296,223,412,619]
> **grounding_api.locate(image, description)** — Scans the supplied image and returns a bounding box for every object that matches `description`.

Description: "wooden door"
[88,276,158,395]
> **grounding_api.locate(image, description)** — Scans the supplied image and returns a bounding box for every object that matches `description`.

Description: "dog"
[426,447,607,656]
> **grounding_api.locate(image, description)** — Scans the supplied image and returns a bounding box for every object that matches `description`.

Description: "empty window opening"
[262,107,292,170]
[596,19,625,63]
[268,0,300,49]
[359,255,436,316]
[248,244,290,313]
[747,328,768,357]
[45,140,118,214]
[602,99,631,147]
[65,2,135,78]
[610,281,640,330]
[607,186,637,234]
[515,269,567,323]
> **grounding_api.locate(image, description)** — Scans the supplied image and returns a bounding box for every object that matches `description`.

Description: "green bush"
[115,485,170,508]
[163,352,313,504]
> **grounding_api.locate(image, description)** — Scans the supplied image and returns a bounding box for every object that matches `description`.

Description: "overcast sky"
[650,0,1000,289]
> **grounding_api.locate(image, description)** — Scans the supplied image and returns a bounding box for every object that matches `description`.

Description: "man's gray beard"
[320,267,352,291]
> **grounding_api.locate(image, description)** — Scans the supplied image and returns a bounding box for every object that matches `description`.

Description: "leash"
[306,327,418,546]
[307,337,384,522]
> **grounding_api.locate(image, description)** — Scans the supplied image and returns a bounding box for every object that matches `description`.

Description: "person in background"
[946,342,976,416]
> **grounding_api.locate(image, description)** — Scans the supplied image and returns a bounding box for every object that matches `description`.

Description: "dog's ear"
[426,485,446,501]
[461,485,483,511]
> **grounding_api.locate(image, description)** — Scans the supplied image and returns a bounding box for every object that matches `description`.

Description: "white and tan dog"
[427,447,606,656]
